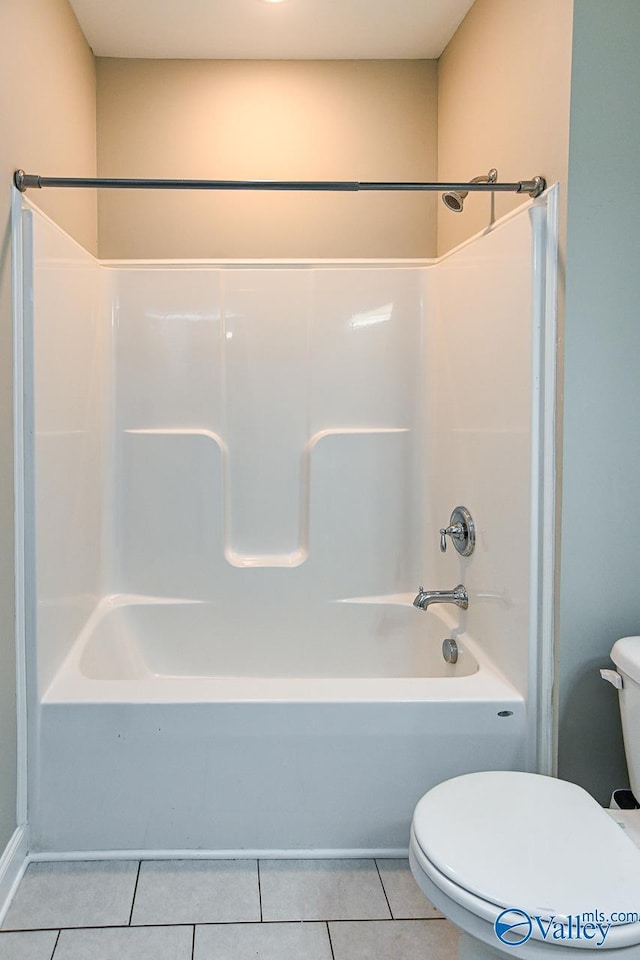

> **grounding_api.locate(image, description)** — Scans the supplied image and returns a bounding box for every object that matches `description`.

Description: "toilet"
[409,636,640,960]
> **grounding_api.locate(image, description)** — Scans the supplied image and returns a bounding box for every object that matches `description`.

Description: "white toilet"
[409,636,640,960]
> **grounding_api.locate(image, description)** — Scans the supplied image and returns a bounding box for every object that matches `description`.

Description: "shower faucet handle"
[439,506,476,557]
[439,523,464,553]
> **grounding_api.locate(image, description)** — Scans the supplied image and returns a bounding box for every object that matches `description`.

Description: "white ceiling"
[68,0,476,60]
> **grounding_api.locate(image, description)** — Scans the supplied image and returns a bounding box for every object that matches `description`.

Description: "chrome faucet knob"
[439,507,476,557]
[439,522,463,552]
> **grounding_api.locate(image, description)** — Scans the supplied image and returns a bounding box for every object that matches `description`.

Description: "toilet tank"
[610,636,640,801]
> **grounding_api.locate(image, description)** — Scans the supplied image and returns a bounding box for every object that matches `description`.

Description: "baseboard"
[30,846,408,862]
[0,825,29,923]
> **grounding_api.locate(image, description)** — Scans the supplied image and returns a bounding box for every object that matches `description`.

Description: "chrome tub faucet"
[413,584,469,611]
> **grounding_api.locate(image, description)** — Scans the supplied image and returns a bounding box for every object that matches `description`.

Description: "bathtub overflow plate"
[442,638,459,664]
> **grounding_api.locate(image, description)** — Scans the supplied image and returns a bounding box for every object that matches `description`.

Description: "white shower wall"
[21,189,556,713]
[27,210,108,696]
[425,205,547,701]
[113,266,424,625]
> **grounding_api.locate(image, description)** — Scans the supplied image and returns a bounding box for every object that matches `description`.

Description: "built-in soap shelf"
[336,593,416,605]
[126,427,226,447]
[124,427,409,569]
[306,427,409,447]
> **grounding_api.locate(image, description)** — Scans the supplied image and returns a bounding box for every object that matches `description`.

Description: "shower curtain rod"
[13,170,546,197]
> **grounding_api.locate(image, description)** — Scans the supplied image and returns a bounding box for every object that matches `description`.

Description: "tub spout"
[413,585,469,611]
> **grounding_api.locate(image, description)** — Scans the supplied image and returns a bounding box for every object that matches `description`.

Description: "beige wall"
[96,59,438,259]
[437,0,574,255]
[0,0,96,851]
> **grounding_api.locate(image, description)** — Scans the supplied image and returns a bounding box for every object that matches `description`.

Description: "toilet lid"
[611,636,640,684]
[412,771,640,922]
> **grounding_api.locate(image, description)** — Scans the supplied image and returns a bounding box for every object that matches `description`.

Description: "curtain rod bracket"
[518,176,546,198]
[14,170,42,192]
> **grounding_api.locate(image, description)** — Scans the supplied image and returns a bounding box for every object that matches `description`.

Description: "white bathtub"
[33,597,527,856]
[46,593,488,697]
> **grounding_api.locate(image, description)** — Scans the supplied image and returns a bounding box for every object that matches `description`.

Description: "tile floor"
[0,858,458,960]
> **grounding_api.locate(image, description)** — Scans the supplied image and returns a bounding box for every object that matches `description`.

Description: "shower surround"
[15,189,557,855]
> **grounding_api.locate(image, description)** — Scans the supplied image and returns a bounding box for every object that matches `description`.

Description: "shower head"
[441,168,498,213]
[442,189,467,213]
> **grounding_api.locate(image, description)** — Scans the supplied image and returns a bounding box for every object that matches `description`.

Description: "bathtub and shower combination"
[13,180,558,858]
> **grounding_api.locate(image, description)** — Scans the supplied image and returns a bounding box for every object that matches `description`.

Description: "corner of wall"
[435,0,573,257]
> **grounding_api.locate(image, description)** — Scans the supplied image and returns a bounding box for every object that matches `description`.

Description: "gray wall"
[558,0,640,802]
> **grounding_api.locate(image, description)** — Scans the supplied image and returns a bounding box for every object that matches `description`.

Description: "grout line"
[326,920,336,960]
[191,924,196,960]
[49,930,61,959]
[257,860,263,922]
[128,861,142,926]
[374,859,394,919]
[0,916,444,934]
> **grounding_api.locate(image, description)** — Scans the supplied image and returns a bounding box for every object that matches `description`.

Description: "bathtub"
[32,596,527,856]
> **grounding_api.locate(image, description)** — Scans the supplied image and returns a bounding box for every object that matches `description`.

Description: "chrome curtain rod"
[14,170,546,197]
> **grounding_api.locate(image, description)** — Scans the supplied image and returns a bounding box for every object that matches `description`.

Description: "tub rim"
[42,594,525,707]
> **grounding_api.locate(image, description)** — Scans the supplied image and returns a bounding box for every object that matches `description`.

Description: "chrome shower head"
[442,189,468,213]
[441,168,498,213]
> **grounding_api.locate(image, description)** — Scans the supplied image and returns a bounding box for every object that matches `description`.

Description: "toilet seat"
[411,822,513,925]
[411,771,640,949]
[410,825,640,950]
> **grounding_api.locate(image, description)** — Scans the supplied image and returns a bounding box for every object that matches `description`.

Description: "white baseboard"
[30,846,408,862]
[0,826,29,924]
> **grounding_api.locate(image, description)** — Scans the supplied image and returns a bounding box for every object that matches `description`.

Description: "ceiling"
[68,0,476,60]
